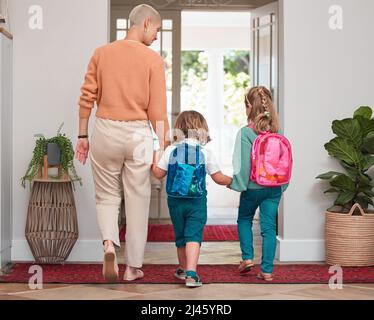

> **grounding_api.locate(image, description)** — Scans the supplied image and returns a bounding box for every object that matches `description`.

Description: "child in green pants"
[230,86,289,281]
[152,111,232,287]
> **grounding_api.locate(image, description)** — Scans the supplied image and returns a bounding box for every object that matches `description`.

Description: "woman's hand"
[152,164,167,180]
[75,138,89,165]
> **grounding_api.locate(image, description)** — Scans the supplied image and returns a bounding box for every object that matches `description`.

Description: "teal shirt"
[230,126,289,193]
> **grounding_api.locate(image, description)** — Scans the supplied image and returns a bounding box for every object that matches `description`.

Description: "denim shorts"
[167,196,207,247]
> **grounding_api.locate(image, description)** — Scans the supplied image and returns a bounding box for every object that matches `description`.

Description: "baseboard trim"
[11,240,104,263]
[12,237,326,263]
[277,236,325,262]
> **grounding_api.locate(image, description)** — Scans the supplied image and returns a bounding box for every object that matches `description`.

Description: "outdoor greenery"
[223,51,250,127]
[21,123,82,190]
[316,106,374,212]
[181,51,208,84]
[181,50,250,126]
[181,51,209,113]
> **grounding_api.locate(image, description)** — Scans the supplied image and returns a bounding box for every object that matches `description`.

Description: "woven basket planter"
[325,203,374,266]
[25,181,79,264]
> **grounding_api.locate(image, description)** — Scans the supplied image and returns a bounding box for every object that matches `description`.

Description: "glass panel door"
[251,2,279,111]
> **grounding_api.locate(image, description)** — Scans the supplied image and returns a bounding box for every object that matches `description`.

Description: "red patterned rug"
[1,263,373,284]
[119,225,238,242]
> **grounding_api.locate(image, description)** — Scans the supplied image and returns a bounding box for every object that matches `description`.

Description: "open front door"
[251,1,279,111]
[111,7,181,126]
[251,2,283,236]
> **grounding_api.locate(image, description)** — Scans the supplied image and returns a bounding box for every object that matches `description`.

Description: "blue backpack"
[166,143,207,198]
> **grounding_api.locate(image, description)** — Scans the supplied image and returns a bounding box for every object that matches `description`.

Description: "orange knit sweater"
[78,40,169,134]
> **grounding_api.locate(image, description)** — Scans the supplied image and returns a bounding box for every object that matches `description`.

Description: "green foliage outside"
[181,51,209,113]
[181,50,250,127]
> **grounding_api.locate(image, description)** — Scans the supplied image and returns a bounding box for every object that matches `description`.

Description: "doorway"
[180,11,251,224]
[110,1,280,227]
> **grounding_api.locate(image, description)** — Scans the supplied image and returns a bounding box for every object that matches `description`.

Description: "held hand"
[151,163,157,173]
[152,163,167,180]
[227,177,233,188]
[75,138,89,165]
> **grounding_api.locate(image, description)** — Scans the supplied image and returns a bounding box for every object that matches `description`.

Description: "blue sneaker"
[185,270,202,288]
[174,268,187,280]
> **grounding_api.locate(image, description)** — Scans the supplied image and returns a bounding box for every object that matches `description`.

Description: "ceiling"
[111,0,276,10]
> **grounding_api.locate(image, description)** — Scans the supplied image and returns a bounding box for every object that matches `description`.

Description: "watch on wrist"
[78,135,88,139]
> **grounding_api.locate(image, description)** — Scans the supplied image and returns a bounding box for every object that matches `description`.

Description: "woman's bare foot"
[102,240,119,282]
[123,266,144,281]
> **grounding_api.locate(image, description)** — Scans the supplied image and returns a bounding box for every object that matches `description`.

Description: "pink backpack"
[249,126,293,187]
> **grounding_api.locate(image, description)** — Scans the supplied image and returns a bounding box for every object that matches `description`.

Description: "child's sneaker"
[174,268,187,280]
[185,270,202,288]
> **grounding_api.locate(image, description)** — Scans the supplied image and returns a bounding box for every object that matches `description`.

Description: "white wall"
[8,0,110,261]
[278,0,374,261]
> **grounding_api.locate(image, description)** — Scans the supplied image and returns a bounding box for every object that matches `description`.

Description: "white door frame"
[251,1,279,111]
[251,1,285,238]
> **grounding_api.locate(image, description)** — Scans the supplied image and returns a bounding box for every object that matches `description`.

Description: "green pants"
[238,187,282,274]
[167,196,207,248]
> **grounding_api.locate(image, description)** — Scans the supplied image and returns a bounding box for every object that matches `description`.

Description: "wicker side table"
[25,179,79,264]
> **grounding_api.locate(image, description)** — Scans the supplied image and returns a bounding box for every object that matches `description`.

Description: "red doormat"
[1,263,374,284]
[119,225,238,242]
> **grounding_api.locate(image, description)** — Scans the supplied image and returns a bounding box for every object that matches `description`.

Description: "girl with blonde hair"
[230,86,289,282]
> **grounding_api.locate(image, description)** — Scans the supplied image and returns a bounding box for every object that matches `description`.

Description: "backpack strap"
[172,145,178,159]
[196,145,200,166]
[173,143,201,166]
[184,143,188,163]
[185,143,201,166]
[247,125,259,144]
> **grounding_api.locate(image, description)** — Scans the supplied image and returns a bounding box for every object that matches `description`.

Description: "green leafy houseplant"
[21,123,82,189]
[316,106,374,213]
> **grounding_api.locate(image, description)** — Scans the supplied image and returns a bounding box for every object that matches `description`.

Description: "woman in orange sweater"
[75,4,170,283]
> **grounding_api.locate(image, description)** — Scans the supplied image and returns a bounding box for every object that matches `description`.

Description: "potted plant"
[21,123,82,190]
[316,106,374,266]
